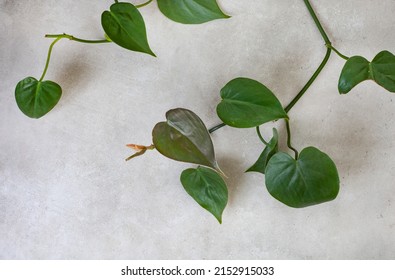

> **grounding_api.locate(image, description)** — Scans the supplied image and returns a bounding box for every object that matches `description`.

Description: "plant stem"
[326,43,349,60]
[39,33,110,81]
[45,33,110,44]
[285,48,331,112]
[285,120,299,159]
[303,0,331,45]
[39,37,62,82]
[136,0,153,8]
[209,123,226,134]
[256,126,268,145]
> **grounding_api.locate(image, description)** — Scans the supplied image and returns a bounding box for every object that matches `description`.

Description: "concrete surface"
[1,0,395,259]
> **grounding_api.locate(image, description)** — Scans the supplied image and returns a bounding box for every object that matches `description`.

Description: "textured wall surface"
[1,0,395,259]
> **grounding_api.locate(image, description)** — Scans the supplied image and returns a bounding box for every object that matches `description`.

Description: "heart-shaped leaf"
[157,0,230,24]
[338,56,370,94]
[370,51,395,92]
[15,77,62,119]
[265,147,340,208]
[101,2,155,56]
[180,166,228,223]
[246,128,278,174]
[339,51,395,94]
[152,108,220,170]
[217,78,288,128]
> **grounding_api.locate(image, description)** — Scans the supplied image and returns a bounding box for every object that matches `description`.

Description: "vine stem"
[303,0,331,45]
[45,33,110,44]
[326,44,349,60]
[284,48,331,113]
[208,123,226,134]
[136,0,153,8]
[256,126,268,145]
[285,120,299,159]
[39,37,62,82]
[39,33,110,81]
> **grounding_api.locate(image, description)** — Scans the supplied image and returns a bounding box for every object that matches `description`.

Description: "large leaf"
[101,2,155,56]
[180,166,228,223]
[152,108,220,170]
[246,128,278,174]
[157,0,230,24]
[217,78,288,128]
[265,147,340,208]
[15,77,62,119]
[339,51,395,94]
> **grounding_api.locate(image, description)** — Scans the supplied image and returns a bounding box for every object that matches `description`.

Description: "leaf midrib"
[108,8,145,51]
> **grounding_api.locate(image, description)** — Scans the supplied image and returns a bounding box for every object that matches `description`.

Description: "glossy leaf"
[339,51,395,94]
[371,51,395,92]
[101,2,155,56]
[152,108,220,170]
[246,128,278,174]
[15,77,62,119]
[180,166,228,223]
[217,78,288,128]
[157,0,230,24]
[338,56,370,94]
[265,147,340,208]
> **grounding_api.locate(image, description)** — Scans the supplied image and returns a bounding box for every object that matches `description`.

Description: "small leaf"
[371,51,395,92]
[338,56,370,94]
[265,147,340,208]
[157,0,230,24]
[338,51,395,94]
[15,77,62,119]
[152,108,220,170]
[217,78,288,128]
[246,128,278,174]
[180,166,228,223]
[101,2,155,56]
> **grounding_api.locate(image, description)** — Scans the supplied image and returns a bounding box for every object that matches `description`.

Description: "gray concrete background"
[1,0,395,259]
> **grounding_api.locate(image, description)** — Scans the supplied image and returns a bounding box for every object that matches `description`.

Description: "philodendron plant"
[126,0,395,223]
[15,1,395,223]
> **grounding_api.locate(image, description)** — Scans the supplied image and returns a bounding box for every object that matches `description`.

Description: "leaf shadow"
[52,54,92,104]
[216,155,247,207]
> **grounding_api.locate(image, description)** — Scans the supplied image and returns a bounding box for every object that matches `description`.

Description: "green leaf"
[180,166,228,223]
[15,77,62,119]
[265,147,340,208]
[101,2,155,56]
[157,0,230,24]
[338,51,395,94]
[152,108,220,170]
[216,78,288,128]
[246,128,278,174]
[338,56,370,94]
[371,51,395,92]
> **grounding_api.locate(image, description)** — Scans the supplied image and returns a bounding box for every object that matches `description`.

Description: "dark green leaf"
[216,78,288,128]
[338,56,370,94]
[152,108,220,171]
[180,166,228,223]
[101,2,155,56]
[157,0,230,24]
[15,77,62,119]
[246,128,278,174]
[338,51,395,94]
[371,51,395,92]
[265,147,340,208]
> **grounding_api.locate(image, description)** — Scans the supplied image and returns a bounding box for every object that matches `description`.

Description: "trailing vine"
[15,1,395,223]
